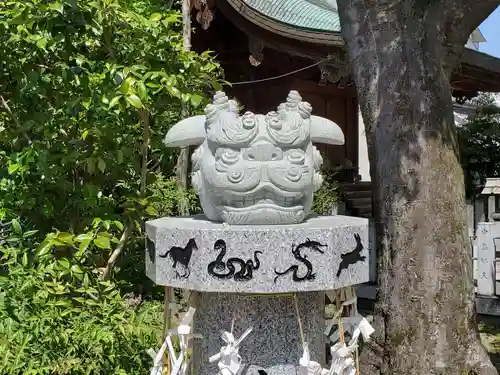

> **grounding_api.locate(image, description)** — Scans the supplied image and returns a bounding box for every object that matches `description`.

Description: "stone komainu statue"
[164,91,344,225]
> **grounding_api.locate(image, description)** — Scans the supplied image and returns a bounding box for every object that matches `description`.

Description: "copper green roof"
[242,0,341,32]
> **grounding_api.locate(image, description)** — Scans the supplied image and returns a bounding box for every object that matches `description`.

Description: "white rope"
[228,59,328,86]
[293,293,306,347]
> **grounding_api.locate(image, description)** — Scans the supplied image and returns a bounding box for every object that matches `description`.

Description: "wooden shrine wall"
[293,80,358,171]
[224,80,359,171]
[190,8,359,172]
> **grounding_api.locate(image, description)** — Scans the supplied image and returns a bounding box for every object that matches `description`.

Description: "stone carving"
[146,236,155,263]
[274,239,327,282]
[164,91,344,225]
[207,239,262,281]
[159,238,198,279]
[336,234,365,277]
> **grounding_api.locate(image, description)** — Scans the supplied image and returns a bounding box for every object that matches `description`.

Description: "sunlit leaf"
[36,38,48,50]
[58,258,70,269]
[190,94,204,108]
[126,94,143,109]
[49,1,64,14]
[150,13,162,22]
[145,206,157,216]
[79,239,91,253]
[75,234,92,242]
[71,264,83,274]
[57,232,74,245]
[11,219,22,234]
[109,95,122,109]
[94,236,111,249]
[137,81,148,100]
[113,221,124,231]
[38,239,54,256]
[7,163,20,174]
[98,158,106,173]
[81,99,92,110]
[22,252,28,267]
[23,230,38,238]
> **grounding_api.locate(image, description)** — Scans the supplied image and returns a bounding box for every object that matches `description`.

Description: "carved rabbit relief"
[164,91,344,225]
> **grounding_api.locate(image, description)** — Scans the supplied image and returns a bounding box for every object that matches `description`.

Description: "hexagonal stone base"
[145,214,369,293]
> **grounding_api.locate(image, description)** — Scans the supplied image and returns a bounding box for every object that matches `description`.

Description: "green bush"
[312,171,340,215]
[0,0,222,232]
[149,174,201,218]
[457,98,500,198]
[0,0,223,373]
[0,223,163,375]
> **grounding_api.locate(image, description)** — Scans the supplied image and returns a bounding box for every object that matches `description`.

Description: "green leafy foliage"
[311,171,340,215]
[0,223,163,374]
[149,174,201,217]
[0,0,222,373]
[0,0,221,231]
[458,101,500,198]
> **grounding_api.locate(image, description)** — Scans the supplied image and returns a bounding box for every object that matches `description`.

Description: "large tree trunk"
[336,1,499,374]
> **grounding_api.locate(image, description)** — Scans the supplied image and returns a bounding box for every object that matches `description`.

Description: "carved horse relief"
[163,91,345,225]
[159,238,197,279]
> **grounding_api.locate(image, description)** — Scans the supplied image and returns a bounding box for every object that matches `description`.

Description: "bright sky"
[479,7,500,58]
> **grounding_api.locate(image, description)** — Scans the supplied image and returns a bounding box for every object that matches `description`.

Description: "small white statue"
[149,307,201,375]
[209,326,253,375]
[164,91,344,225]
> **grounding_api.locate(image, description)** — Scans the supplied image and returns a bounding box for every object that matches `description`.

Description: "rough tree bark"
[336,1,500,374]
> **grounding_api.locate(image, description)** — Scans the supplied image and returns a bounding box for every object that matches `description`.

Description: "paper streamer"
[149,307,202,375]
[209,326,253,375]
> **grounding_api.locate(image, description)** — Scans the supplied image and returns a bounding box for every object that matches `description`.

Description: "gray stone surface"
[476,222,500,296]
[145,214,369,293]
[476,295,500,316]
[191,292,325,375]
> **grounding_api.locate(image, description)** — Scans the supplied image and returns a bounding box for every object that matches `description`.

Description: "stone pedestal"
[191,292,324,375]
[145,214,369,375]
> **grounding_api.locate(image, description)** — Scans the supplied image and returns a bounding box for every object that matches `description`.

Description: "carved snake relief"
[207,239,262,281]
[274,239,327,282]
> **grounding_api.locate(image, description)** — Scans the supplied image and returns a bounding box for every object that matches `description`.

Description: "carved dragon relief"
[164,90,345,225]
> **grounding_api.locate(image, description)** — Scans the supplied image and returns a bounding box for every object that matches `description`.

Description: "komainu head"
[164,91,344,225]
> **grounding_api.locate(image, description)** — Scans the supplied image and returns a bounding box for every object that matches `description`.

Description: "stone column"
[192,292,324,375]
[145,214,369,375]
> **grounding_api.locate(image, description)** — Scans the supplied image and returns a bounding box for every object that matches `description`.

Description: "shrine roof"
[242,0,341,32]
[212,0,500,93]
